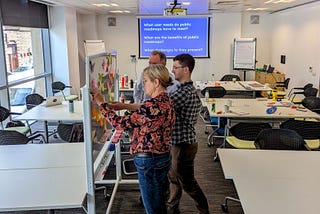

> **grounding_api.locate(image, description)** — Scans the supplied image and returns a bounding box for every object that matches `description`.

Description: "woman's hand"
[90,89,105,106]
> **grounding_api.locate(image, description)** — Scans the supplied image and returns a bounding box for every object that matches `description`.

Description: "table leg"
[44,120,49,143]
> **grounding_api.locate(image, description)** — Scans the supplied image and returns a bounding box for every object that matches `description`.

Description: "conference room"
[0,0,320,213]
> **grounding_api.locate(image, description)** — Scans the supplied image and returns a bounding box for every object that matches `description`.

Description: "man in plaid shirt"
[167,53,209,214]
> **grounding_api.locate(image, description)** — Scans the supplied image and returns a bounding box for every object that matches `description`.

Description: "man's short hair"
[173,53,195,73]
[150,50,167,64]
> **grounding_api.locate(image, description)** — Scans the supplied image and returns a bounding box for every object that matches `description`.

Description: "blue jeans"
[133,153,171,214]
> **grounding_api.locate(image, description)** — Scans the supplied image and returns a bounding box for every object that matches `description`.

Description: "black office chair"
[280,119,320,150]
[254,128,309,150]
[0,130,45,145]
[57,122,84,142]
[201,86,226,98]
[220,74,241,81]
[288,83,313,99]
[25,93,45,110]
[200,86,227,147]
[291,87,318,104]
[52,81,78,101]
[226,122,272,149]
[0,106,30,135]
[274,78,290,99]
[301,96,320,114]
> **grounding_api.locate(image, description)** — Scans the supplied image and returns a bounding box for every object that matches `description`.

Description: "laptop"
[44,96,64,107]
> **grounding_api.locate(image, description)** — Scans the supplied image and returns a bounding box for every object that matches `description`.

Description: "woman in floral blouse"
[91,64,175,214]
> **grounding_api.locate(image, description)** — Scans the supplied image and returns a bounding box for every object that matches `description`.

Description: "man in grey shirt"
[134,50,179,103]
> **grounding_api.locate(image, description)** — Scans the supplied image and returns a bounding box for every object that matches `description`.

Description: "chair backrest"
[57,122,84,142]
[301,96,320,112]
[229,122,272,141]
[201,86,226,98]
[254,128,307,150]
[303,83,313,90]
[283,78,290,89]
[303,87,318,97]
[220,74,241,81]
[0,106,10,123]
[25,93,45,110]
[280,119,320,139]
[52,81,72,100]
[0,130,30,145]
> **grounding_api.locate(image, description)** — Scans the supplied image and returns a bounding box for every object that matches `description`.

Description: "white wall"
[269,2,320,91]
[74,2,320,91]
[49,6,80,95]
[77,13,244,82]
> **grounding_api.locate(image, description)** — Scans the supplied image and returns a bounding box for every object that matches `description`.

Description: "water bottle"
[69,100,74,113]
[205,90,209,102]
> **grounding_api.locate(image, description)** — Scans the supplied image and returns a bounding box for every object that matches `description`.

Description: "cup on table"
[226,99,232,107]
[224,104,230,113]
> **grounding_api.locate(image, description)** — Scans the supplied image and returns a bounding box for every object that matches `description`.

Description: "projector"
[164,8,187,16]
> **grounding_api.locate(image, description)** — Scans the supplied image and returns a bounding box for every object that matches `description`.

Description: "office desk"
[0,143,86,212]
[15,100,83,142]
[197,81,272,98]
[218,149,320,214]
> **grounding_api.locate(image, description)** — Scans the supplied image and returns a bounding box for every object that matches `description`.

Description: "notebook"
[44,96,63,107]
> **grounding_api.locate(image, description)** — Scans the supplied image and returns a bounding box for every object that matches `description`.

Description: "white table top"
[196,80,272,92]
[0,143,85,170]
[15,100,83,122]
[202,98,320,119]
[0,167,86,211]
[0,143,87,211]
[218,148,320,214]
[234,175,320,214]
[218,148,320,179]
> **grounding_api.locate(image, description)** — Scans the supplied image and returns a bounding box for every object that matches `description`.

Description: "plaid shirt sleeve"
[170,81,201,145]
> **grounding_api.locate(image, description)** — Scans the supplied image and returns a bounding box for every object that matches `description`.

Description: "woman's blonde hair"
[142,64,173,89]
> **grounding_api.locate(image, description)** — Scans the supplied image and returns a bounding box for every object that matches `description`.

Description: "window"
[2,26,50,112]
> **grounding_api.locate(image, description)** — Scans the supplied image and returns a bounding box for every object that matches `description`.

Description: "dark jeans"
[134,153,171,214]
[167,143,209,214]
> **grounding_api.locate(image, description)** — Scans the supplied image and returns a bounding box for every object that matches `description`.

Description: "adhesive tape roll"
[266,106,277,114]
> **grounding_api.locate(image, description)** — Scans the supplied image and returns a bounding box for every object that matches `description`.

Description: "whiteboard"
[84,40,106,57]
[233,38,256,70]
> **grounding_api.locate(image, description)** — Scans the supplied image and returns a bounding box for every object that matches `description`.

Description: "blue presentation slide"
[139,17,210,58]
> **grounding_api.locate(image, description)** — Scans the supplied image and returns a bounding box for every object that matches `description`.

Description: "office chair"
[291,87,318,104]
[274,78,290,99]
[301,96,320,114]
[0,130,45,145]
[25,93,45,110]
[220,74,241,81]
[52,81,78,101]
[200,86,227,147]
[0,105,30,135]
[57,122,84,142]
[226,122,272,149]
[287,83,313,99]
[254,128,309,150]
[280,119,320,150]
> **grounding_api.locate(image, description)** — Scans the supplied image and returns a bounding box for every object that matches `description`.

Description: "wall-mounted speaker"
[250,15,259,24]
[108,17,116,26]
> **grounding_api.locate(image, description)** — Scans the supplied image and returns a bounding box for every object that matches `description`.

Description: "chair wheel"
[221,204,228,212]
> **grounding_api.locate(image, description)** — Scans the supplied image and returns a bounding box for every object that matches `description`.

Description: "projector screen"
[139,16,210,58]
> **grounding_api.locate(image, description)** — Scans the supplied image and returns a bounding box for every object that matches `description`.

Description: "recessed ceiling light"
[93,3,110,7]
[110,3,119,7]
[247,7,268,11]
